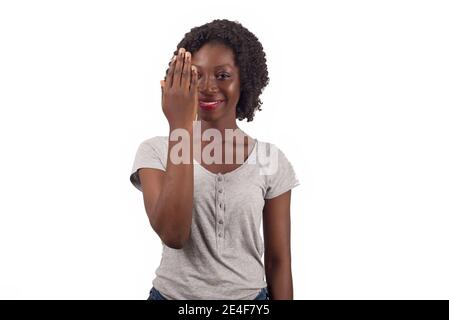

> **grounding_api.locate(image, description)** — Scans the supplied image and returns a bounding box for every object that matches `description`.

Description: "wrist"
[169,121,194,131]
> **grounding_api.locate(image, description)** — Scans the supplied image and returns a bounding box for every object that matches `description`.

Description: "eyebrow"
[192,64,234,69]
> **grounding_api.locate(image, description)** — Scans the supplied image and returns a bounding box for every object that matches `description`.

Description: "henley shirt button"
[218,188,223,193]
[218,233,223,237]
[219,203,223,209]
[218,220,223,224]
[217,175,223,182]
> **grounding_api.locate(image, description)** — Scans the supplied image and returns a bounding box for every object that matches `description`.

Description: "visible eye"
[196,73,230,80]
[216,73,230,80]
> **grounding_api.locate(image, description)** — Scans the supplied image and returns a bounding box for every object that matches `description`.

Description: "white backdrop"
[1,0,448,299]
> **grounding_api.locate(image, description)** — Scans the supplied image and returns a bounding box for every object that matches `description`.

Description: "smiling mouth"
[199,100,225,110]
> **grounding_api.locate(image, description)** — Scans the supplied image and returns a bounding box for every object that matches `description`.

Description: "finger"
[182,51,191,92]
[160,79,165,95]
[163,66,169,82]
[190,65,198,92]
[166,55,177,88]
[160,79,165,105]
[190,65,199,119]
[173,47,185,88]
[167,50,177,72]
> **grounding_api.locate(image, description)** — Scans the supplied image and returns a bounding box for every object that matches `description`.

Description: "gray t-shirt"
[130,136,300,300]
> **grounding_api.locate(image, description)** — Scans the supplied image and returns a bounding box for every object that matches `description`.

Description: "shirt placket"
[215,173,225,252]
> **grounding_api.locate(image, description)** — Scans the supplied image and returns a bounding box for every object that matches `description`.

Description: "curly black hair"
[165,19,269,122]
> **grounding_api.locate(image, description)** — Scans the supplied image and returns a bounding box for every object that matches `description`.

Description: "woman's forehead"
[191,43,237,68]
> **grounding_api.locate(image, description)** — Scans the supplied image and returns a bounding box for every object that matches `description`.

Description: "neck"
[198,119,241,139]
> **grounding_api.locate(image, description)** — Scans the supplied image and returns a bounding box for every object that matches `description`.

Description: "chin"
[198,112,217,122]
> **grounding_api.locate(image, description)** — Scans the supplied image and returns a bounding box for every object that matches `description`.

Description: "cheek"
[224,82,240,101]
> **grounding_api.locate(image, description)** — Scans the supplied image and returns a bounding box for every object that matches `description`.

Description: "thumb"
[193,83,199,121]
[160,80,165,106]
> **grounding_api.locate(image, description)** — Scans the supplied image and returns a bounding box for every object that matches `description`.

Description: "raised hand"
[160,48,199,128]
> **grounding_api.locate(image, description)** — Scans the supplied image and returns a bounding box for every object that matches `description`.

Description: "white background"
[1,0,448,299]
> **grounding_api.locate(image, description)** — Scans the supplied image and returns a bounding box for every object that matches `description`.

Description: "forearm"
[265,260,293,300]
[152,124,194,248]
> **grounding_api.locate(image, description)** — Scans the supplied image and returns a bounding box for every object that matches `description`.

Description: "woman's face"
[191,42,240,122]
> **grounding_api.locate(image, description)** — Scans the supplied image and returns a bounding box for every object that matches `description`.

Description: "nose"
[198,74,218,94]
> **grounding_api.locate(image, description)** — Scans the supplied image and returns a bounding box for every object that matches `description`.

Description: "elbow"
[164,240,185,249]
[160,229,190,250]
[162,236,188,249]
[150,209,191,249]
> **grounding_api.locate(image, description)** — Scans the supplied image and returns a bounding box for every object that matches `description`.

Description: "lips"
[199,100,224,111]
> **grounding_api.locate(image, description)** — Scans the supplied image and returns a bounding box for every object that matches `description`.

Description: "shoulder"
[257,139,300,199]
[135,135,169,156]
[139,135,168,149]
[130,136,169,191]
[254,139,290,160]
[254,139,297,174]
[133,135,169,164]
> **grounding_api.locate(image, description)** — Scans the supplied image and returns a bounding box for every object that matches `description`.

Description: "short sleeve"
[130,136,167,192]
[264,144,300,199]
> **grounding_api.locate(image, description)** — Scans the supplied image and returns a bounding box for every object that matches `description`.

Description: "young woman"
[130,19,300,300]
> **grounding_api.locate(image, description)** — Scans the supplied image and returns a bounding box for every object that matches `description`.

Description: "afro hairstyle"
[164,19,269,122]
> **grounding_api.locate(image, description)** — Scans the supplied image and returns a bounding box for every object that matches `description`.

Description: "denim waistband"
[147,287,269,300]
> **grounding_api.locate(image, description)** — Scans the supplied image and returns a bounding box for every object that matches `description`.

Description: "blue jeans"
[147,287,270,300]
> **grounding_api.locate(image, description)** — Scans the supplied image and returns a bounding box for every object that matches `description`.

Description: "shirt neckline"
[193,139,259,178]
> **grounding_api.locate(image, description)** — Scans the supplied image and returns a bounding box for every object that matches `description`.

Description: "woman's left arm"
[263,190,294,300]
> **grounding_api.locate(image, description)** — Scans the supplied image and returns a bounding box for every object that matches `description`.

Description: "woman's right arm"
[139,130,193,249]
[139,48,198,249]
